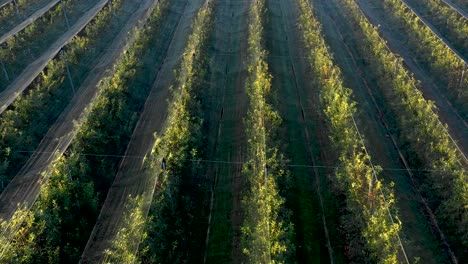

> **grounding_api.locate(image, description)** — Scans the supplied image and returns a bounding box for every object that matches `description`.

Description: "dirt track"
[202,0,248,262]
[355,0,468,155]
[0,0,155,225]
[0,0,61,44]
[0,0,108,114]
[79,0,211,262]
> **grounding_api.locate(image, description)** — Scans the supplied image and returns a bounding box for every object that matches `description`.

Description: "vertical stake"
[61,0,70,30]
[110,0,115,16]
[12,0,21,20]
[61,50,75,95]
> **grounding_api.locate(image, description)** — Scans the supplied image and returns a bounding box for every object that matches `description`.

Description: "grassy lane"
[203,0,249,262]
[0,0,102,88]
[0,1,180,261]
[313,0,451,262]
[265,0,339,262]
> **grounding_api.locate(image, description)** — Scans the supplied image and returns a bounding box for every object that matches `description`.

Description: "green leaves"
[103,195,147,264]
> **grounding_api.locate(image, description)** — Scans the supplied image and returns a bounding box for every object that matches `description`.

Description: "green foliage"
[296,0,402,262]
[31,154,98,263]
[103,195,148,263]
[240,0,295,263]
[0,207,39,263]
[341,0,468,253]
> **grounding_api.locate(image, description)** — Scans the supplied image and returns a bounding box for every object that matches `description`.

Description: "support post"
[110,0,115,16]
[12,0,21,20]
[61,50,75,95]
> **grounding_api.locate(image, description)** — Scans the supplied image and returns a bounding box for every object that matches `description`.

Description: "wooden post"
[109,0,115,16]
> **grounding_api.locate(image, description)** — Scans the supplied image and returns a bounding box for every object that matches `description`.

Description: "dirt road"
[355,0,468,155]
[79,0,211,262]
[0,0,155,225]
[0,0,109,114]
[0,0,61,44]
[202,0,249,262]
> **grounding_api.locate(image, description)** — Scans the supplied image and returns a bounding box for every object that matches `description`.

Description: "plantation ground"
[0,0,466,262]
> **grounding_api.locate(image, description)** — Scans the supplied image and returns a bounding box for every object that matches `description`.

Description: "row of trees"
[343,0,467,256]
[296,0,403,263]
[408,0,467,58]
[0,0,126,192]
[105,1,216,263]
[0,0,172,262]
[240,0,294,263]
[378,0,467,117]
[0,0,90,87]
